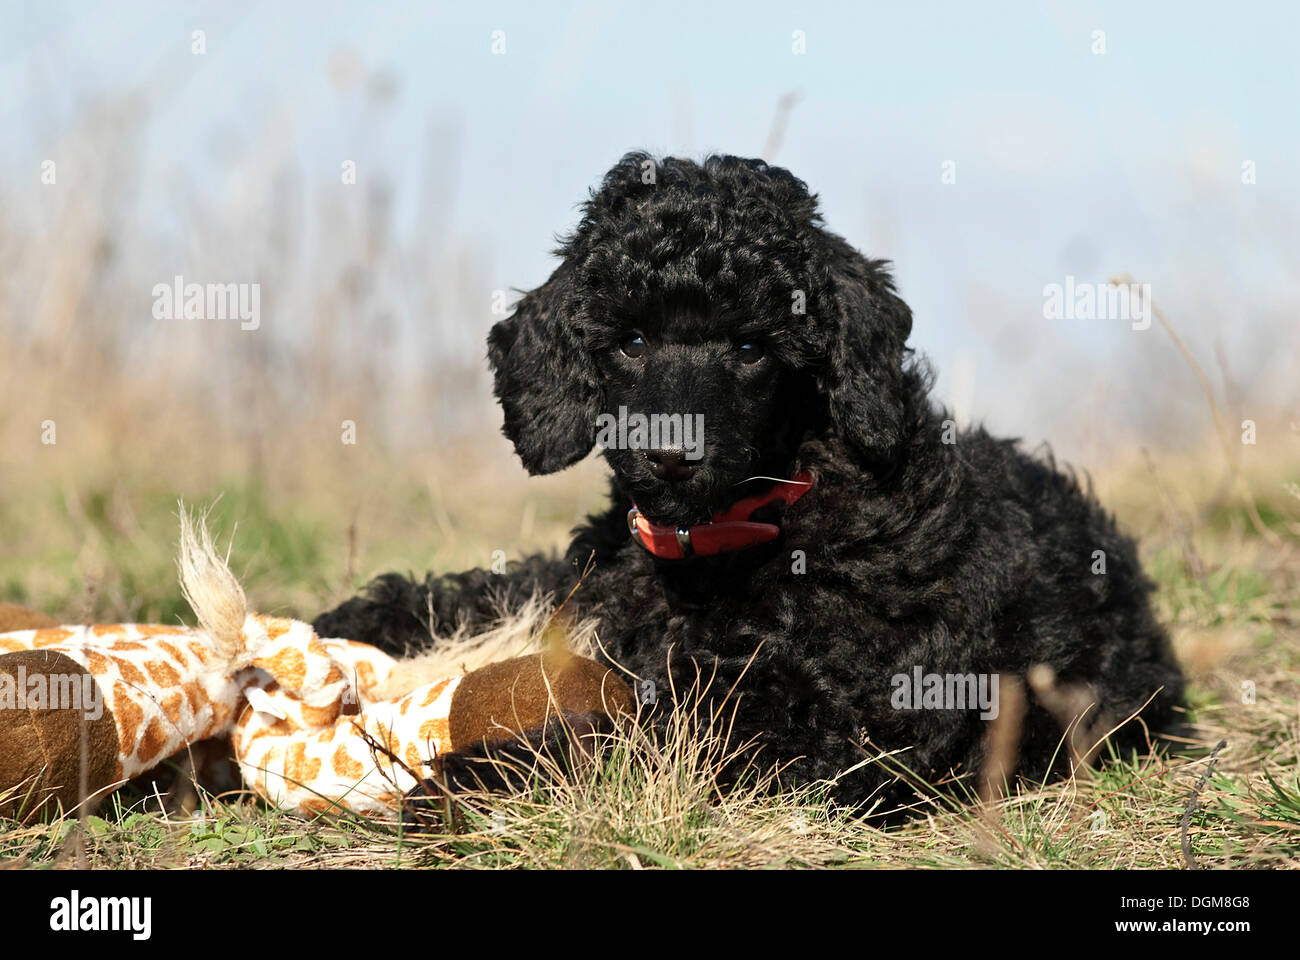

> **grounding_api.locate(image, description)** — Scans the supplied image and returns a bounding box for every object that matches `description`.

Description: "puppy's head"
[488,152,913,526]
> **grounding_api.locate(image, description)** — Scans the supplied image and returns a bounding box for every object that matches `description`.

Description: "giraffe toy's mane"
[374,593,602,700]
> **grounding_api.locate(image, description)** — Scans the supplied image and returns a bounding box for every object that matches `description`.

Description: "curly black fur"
[314,152,1184,814]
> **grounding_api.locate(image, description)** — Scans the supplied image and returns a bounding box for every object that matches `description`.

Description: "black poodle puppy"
[314,152,1183,814]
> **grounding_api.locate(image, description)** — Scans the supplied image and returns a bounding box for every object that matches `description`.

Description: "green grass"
[1,452,1297,870]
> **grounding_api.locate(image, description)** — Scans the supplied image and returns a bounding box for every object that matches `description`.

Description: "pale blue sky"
[3,0,1296,457]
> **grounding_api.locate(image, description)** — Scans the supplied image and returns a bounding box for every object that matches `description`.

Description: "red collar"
[627,471,814,560]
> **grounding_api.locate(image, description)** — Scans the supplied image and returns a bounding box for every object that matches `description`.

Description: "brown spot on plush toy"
[332,744,364,779]
[407,648,637,805]
[0,650,120,820]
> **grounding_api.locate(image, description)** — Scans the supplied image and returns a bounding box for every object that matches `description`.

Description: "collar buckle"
[626,506,644,547]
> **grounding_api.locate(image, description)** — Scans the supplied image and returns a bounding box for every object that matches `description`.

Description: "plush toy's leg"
[0,623,248,816]
[0,649,120,819]
[416,650,636,799]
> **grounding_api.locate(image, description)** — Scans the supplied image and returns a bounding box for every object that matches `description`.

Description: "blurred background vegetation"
[0,2,1296,867]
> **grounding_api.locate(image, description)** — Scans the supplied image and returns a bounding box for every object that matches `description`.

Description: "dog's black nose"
[645,448,695,482]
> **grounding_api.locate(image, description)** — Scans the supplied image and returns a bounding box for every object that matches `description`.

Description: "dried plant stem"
[1179,739,1227,870]
[1110,275,1281,546]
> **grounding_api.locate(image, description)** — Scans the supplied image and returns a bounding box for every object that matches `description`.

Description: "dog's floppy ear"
[487,263,601,475]
[818,237,914,467]
[486,150,667,475]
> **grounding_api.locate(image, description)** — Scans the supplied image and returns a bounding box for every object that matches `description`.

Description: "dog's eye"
[620,334,648,359]
[737,341,765,364]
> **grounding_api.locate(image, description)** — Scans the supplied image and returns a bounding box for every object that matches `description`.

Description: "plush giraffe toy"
[0,513,634,821]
